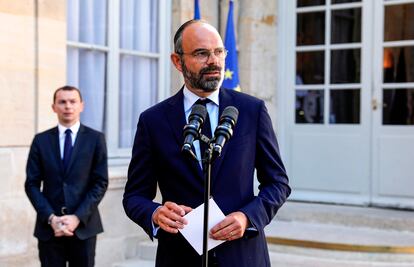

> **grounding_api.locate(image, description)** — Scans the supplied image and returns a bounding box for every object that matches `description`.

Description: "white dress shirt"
[183,86,219,163]
[57,121,80,159]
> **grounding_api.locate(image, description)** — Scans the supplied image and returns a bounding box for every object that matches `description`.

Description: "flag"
[222,0,241,91]
[194,0,201,20]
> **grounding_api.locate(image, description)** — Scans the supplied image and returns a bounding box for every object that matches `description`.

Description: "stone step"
[265,220,414,249]
[136,240,157,261]
[269,246,414,267]
[112,258,154,267]
[275,201,414,232]
[268,201,414,254]
[266,201,414,266]
[111,240,157,267]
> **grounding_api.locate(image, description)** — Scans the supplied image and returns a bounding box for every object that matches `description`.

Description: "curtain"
[67,0,159,147]
[119,0,159,148]
[67,0,107,132]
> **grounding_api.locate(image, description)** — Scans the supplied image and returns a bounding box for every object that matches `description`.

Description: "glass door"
[282,0,371,204]
[371,0,414,208]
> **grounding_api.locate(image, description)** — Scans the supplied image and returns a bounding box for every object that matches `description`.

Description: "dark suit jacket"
[123,88,290,267]
[25,124,108,241]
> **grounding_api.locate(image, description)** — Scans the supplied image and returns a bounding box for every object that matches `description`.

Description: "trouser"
[38,235,96,267]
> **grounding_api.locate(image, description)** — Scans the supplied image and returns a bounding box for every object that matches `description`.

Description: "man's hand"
[50,215,73,237]
[60,215,80,234]
[210,211,248,241]
[153,201,192,234]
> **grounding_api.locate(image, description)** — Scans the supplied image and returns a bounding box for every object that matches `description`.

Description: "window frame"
[66,0,171,164]
[295,1,364,125]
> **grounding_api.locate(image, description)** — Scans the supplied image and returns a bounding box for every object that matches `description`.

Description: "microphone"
[182,104,207,157]
[212,106,239,160]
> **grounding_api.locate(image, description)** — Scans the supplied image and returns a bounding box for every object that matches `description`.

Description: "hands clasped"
[50,215,80,237]
[153,202,248,241]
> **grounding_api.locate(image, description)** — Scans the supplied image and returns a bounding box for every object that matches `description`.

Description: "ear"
[79,101,84,113]
[51,103,57,113]
[170,53,183,73]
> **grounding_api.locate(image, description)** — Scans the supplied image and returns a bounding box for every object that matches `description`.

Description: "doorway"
[278,0,414,208]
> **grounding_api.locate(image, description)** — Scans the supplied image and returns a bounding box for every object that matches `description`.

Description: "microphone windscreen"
[190,104,207,120]
[221,106,239,123]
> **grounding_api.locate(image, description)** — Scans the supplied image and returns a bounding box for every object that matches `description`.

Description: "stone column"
[238,0,279,117]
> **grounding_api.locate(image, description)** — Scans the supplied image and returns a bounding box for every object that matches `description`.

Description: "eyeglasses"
[178,47,228,62]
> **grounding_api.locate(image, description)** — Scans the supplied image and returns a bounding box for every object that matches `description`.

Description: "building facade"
[0,0,412,266]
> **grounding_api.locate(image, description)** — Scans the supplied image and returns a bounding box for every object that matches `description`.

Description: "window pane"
[297,0,325,7]
[384,3,414,41]
[296,51,325,84]
[329,89,360,124]
[120,0,159,52]
[297,11,325,46]
[67,48,107,131]
[331,8,361,44]
[296,90,324,123]
[330,49,361,83]
[383,89,414,125]
[332,0,360,4]
[383,47,414,83]
[119,56,158,147]
[67,0,108,45]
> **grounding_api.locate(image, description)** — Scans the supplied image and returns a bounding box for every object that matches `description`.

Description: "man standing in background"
[25,86,108,267]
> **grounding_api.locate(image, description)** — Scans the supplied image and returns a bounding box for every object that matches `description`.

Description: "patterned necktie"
[63,129,73,170]
[195,98,212,159]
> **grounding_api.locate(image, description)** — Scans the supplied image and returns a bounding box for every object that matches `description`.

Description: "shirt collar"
[58,121,81,135]
[183,86,219,113]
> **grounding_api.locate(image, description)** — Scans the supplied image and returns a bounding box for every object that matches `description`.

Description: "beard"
[181,61,223,92]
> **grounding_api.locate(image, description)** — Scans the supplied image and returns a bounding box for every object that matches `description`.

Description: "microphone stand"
[201,136,214,267]
[183,134,216,267]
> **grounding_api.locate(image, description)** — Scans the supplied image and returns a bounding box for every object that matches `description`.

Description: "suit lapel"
[166,88,203,178]
[165,89,186,146]
[50,127,64,172]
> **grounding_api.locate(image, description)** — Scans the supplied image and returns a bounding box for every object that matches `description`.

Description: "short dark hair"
[173,19,209,54]
[53,85,83,103]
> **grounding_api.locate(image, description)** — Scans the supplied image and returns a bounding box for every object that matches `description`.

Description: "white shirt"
[183,86,219,163]
[57,121,80,159]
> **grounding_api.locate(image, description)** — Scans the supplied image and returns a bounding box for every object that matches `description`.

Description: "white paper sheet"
[179,198,226,255]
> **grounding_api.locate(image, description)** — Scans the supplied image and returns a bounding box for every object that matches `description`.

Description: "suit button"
[63,183,67,187]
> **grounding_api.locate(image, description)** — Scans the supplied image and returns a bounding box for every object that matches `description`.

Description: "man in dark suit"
[25,86,108,267]
[123,20,290,267]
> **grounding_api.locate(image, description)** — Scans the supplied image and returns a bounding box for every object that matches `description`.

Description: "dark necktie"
[63,129,73,170]
[195,98,212,159]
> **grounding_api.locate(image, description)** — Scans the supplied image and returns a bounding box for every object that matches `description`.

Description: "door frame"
[371,0,414,209]
[277,0,381,206]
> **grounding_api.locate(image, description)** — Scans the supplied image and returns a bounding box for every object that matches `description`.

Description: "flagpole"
[223,0,241,91]
[194,0,201,20]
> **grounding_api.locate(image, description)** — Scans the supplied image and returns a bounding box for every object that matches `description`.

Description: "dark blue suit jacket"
[123,88,290,267]
[25,124,108,241]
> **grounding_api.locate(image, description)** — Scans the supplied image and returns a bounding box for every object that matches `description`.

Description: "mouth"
[202,71,221,77]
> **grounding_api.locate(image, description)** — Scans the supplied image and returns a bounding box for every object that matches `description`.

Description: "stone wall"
[0,1,146,266]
